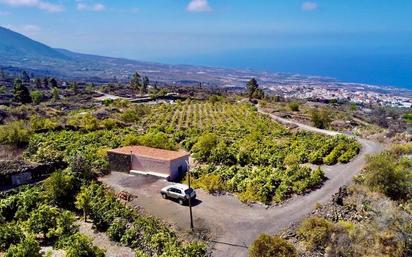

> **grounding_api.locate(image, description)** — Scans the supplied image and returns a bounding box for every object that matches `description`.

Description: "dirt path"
[78,221,135,257]
[101,109,384,257]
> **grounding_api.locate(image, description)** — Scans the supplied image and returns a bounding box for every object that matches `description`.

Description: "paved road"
[101,109,384,257]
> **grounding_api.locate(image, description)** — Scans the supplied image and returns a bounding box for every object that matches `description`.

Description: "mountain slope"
[0,27,69,60]
[0,26,334,89]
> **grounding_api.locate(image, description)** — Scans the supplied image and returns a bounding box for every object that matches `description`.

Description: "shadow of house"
[108,146,189,182]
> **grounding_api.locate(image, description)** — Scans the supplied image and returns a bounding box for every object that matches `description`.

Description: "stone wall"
[108,152,131,173]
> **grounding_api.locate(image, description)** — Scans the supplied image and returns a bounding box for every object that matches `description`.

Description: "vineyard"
[143,102,285,132]
[25,100,361,204]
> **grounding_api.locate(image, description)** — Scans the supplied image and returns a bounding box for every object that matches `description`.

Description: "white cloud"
[77,2,105,12]
[186,0,211,13]
[301,1,318,11]
[0,0,63,12]
[3,24,41,36]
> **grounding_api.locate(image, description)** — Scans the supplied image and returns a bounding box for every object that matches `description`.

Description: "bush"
[67,112,99,131]
[26,204,77,240]
[43,170,77,207]
[120,105,150,123]
[0,223,23,251]
[58,233,104,257]
[192,173,225,194]
[191,133,219,162]
[288,102,300,112]
[249,234,297,257]
[298,217,333,250]
[362,152,412,201]
[0,121,32,146]
[4,236,41,257]
[136,131,176,150]
[30,91,43,105]
[107,218,128,242]
[311,108,331,129]
[29,116,60,131]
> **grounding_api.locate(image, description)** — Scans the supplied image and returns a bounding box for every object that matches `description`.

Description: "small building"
[108,146,190,181]
[0,160,59,190]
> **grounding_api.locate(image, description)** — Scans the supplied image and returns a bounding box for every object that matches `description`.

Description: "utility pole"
[185,160,194,231]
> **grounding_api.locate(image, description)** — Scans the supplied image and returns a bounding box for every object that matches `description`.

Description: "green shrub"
[363,152,412,201]
[4,236,41,257]
[192,173,225,194]
[29,116,60,131]
[30,91,43,105]
[0,223,23,251]
[67,112,99,131]
[26,204,77,240]
[43,170,77,207]
[0,121,32,146]
[288,102,300,112]
[58,233,104,257]
[107,218,128,242]
[136,131,176,150]
[298,217,333,250]
[191,133,219,162]
[249,234,297,257]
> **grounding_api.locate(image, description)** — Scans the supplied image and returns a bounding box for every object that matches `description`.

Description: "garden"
[19,100,361,204]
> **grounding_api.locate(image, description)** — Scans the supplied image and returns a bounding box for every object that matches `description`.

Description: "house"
[107,146,190,181]
[0,160,59,190]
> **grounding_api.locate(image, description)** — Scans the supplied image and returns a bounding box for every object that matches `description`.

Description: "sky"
[1,0,412,87]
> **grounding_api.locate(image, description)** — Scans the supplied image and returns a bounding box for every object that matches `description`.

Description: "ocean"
[157,48,412,90]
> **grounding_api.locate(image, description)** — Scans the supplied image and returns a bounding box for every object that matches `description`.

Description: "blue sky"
[1,0,412,62]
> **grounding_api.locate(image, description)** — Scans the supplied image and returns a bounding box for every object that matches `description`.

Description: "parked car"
[160,184,196,205]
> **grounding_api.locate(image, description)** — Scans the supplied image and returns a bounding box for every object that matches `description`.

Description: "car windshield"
[184,188,194,195]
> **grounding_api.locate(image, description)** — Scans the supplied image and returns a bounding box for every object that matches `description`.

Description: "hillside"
[0,27,339,88]
[0,26,243,84]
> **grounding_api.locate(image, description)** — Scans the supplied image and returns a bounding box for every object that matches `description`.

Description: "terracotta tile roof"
[108,146,189,161]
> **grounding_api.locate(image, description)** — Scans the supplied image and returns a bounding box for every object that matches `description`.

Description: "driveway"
[100,110,385,257]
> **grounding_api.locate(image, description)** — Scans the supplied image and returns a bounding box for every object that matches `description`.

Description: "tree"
[70,82,78,94]
[0,85,6,94]
[21,71,30,83]
[50,78,58,88]
[13,79,32,104]
[141,76,149,95]
[249,234,297,257]
[247,78,259,99]
[51,87,60,101]
[42,77,49,88]
[75,185,93,222]
[30,91,43,105]
[130,72,142,95]
[4,236,41,257]
[34,78,42,88]
[253,88,265,99]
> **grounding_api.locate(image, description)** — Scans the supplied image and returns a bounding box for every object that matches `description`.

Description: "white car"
[160,184,196,205]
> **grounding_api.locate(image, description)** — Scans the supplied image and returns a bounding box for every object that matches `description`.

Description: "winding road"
[101,108,384,257]
[207,109,384,257]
